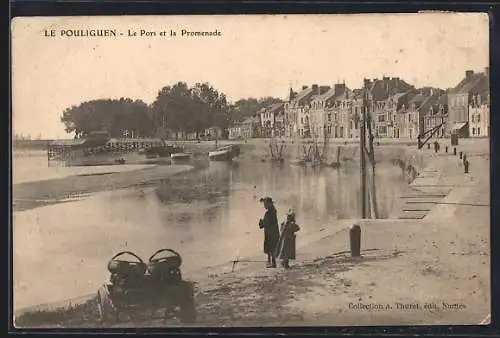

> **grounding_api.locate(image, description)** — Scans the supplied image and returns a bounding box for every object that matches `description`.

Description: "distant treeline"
[60,81,282,139]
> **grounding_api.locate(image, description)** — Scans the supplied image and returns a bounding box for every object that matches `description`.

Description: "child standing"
[275,210,300,269]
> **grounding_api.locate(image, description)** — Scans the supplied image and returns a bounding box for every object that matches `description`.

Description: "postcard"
[11,13,490,328]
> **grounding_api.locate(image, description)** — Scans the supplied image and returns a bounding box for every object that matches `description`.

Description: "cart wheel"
[97,286,118,324]
[178,283,197,324]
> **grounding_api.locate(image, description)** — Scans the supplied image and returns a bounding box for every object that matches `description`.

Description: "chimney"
[312,84,319,94]
[465,70,474,78]
[302,85,308,91]
[334,83,346,95]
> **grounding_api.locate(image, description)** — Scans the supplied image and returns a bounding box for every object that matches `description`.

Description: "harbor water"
[13,152,408,311]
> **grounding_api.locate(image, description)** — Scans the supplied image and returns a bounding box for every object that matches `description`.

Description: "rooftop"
[266,102,284,113]
[292,87,314,103]
[367,77,414,101]
[449,70,489,94]
[314,87,337,101]
[409,93,426,105]
[241,115,261,124]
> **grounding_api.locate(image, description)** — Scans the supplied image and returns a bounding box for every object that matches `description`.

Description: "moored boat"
[144,144,184,158]
[170,152,192,162]
[208,145,241,161]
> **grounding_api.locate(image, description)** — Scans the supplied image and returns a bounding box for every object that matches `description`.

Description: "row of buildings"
[228,68,490,140]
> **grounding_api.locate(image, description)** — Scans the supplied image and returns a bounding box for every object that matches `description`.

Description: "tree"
[151,82,205,135]
[60,98,154,138]
[192,82,231,129]
[230,97,282,122]
[151,82,233,137]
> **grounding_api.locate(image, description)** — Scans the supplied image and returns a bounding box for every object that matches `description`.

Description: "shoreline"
[12,163,197,212]
[12,139,489,327]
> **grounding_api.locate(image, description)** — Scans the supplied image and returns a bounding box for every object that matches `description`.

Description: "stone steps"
[397,158,450,219]
[398,210,429,219]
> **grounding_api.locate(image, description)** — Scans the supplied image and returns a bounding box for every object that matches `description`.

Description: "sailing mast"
[322,123,328,161]
[360,88,368,218]
[360,84,379,219]
[367,114,379,218]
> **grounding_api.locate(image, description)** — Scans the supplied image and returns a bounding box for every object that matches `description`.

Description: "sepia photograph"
[11,13,490,328]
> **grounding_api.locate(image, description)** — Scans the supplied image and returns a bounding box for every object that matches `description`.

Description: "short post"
[453,147,457,156]
[350,224,361,257]
[445,146,448,153]
[464,160,469,173]
[459,151,463,159]
[428,143,431,150]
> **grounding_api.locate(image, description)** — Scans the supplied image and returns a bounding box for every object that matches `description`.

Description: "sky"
[12,13,489,139]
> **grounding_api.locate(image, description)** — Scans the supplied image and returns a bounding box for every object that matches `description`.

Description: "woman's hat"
[259,197,273,203]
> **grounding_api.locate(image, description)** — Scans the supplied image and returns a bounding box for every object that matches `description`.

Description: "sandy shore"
[13,139,490,327]
[12,163,161,185]
[12,163,196,212]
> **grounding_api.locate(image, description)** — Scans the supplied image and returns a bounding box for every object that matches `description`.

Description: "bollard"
[453,147,457,156]
[445,146,448,153]
[350,224,361,257]
[464,160,469,173]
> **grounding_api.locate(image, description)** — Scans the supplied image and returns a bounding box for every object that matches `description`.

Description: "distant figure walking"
[275,210,300,269]
[434,140,440,153]
[259,197,280,268]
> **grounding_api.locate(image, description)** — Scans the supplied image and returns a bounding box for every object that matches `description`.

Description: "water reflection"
[154,161,407,233]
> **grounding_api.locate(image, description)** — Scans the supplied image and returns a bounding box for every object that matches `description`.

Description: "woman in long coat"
[259,197,280,268]
[276,211,300,269]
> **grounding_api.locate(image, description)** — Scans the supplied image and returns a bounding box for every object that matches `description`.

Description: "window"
[472,128,476,135]
[378,126,387,135]
[327,125,332,134]
[328,114,332,122]
[378,114,386,122]
[477,115,481,122]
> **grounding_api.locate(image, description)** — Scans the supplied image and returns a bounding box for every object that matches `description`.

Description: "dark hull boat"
[144,145,184,158]
[208,145,241,161]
